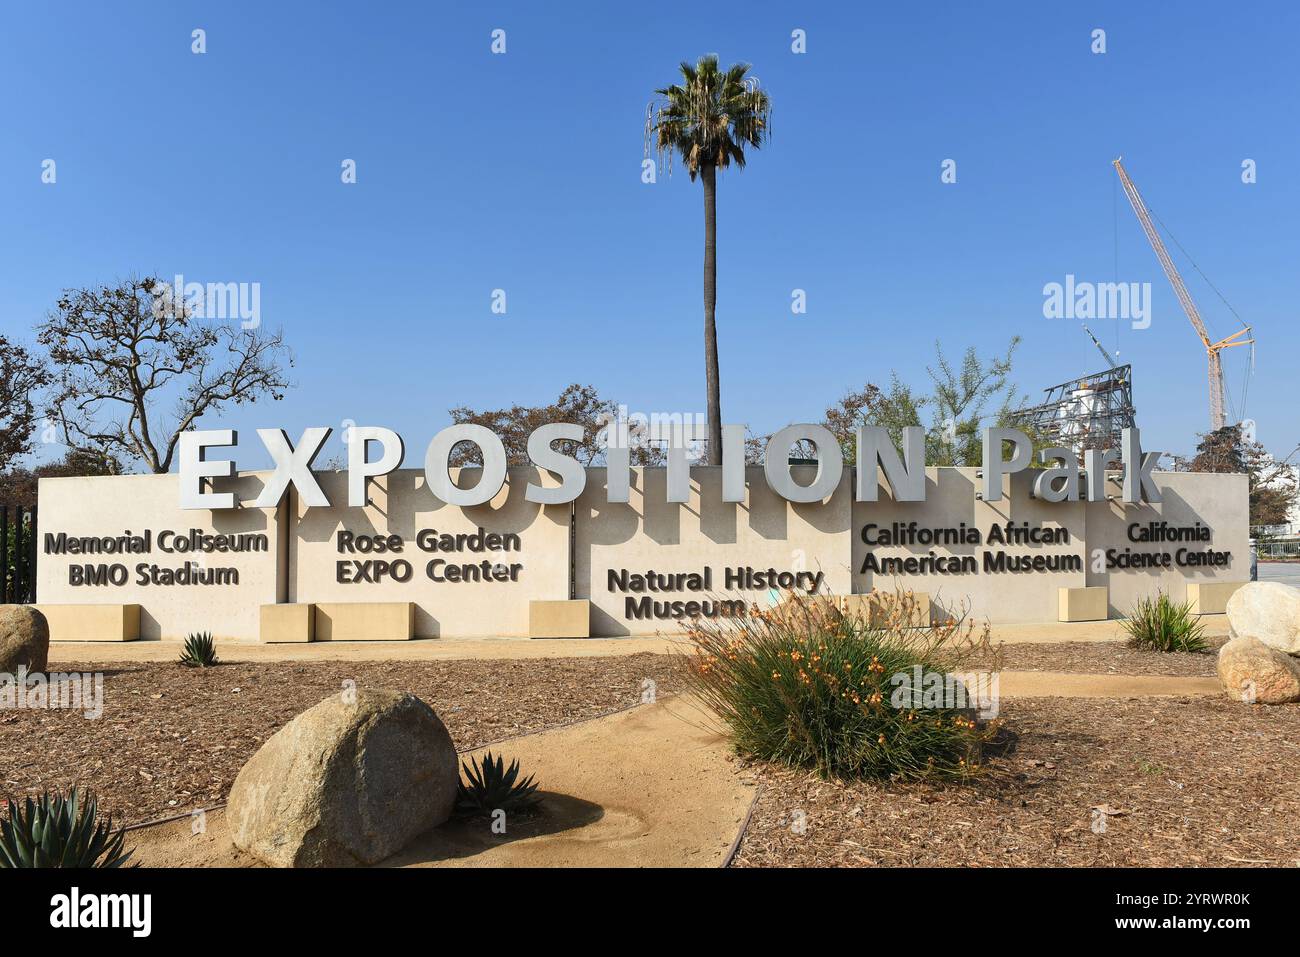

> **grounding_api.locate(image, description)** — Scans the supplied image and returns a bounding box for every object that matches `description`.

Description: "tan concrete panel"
[529,599,591,638]
[1058,586,1108,622]
[37,603,140,641]
[314,601,414,641]
[291,469,569,638]
[1186,580,1247,615]
[36,473,280,641]
[575,466,852,637]
[260,603,314,642]
[839,591,932,627]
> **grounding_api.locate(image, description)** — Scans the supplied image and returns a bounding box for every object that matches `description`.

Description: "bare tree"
[0,336,51,473]
[37,276,292,473]
[1189,425,1299,527]
[448,384,663,467]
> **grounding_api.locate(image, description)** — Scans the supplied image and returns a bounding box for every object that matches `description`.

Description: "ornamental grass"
[1121,591,1208,653]
[679,591,1002,781]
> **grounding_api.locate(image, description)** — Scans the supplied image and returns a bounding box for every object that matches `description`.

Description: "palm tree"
[648,55,771,465]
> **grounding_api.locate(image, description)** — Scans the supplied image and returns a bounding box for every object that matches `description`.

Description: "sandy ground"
[47,616,1232,665]
[999,671,1221,698]
[124,696,756,868]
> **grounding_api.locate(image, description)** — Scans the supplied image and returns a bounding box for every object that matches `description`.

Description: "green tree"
[818,338,1030,466]
[648,55,771,465]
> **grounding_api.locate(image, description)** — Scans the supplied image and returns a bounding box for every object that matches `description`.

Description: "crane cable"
[1112,174,1121,358]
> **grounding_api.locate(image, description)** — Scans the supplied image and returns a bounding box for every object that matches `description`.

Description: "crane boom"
[1080,323,1117,369]
[1112,157,1252,432]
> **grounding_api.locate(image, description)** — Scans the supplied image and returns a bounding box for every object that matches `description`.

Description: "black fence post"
[1,505,8,603]
[13,508,25,604]
[28,505,37,603]
[0,505,40,604]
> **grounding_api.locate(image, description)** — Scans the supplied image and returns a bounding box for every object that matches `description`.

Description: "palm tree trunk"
[701,163,722,465]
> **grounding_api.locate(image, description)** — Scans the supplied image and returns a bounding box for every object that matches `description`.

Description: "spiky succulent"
[456,751,540,815]
[1122,592,1208,653]
[179,631,219,667]
[0,788,134,868]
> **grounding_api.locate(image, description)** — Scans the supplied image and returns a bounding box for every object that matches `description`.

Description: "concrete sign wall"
[851,469,1088,625]
[36,473,282,640]
[290,469,569,638]
[36,467,1248,641]
[848,468,1247,624]
[575,466,852,637]
[1084,471,1248,616]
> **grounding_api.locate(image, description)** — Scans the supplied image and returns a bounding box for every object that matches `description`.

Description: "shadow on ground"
[382,792,608,865]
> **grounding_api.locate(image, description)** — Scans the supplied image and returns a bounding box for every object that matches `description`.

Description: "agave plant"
[0,788,134,868]
[456,751,540,815]
[179,631,219,667]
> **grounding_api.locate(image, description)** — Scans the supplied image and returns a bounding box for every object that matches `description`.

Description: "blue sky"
[2,0,1297,469]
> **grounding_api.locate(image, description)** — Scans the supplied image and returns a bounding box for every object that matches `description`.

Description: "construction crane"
[1112,157,1253,431]
[1081,323,1117,369]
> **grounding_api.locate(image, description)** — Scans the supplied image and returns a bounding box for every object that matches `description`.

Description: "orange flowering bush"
[679,591,1000,780]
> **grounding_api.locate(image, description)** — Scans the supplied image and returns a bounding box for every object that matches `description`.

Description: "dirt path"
[124,695,756,868]
[1000,671,1221,698]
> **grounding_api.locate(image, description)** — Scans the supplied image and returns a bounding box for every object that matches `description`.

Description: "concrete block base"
[261,604,315,643]
[529,600,590,639]
[769,594,840,629]
[37,604,140,641]
[314,602,414,641]
[841,591,932,628]
[1058,586,1108,622]
[1185,581,1246,615]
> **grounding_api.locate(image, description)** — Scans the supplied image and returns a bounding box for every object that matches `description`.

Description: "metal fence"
[1,504,38,603]
[1257,539,1300,560]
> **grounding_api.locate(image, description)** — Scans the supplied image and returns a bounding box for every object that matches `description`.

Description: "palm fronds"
[646,54,772,179]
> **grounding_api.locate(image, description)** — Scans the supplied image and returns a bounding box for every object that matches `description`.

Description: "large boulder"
[1226,582,1300,655]
[1217,635,1300,705]
[227,689,459,867]
[0,606,49,675]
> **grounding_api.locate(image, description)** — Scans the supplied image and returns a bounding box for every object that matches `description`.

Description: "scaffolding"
[1016,365,1136,455]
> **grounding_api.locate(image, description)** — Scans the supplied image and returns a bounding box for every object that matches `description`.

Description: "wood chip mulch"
[0,654,678,826]
[731,695,1300,867]
[971,639,1225,677]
